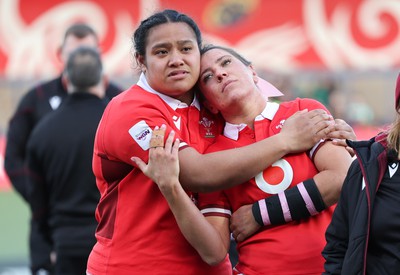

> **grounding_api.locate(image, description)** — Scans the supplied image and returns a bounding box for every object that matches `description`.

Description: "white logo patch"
[129,120,152,150]
[389,162,398,178]
[49,96,62,110]
[172,115,181,130]
[255,159,293,194]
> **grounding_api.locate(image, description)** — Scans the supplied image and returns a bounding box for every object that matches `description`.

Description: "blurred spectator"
[311,77,336,107]
[347,94,375,126]
[26,46,107,275]
[4,23,122,275]
[327,88,348,120]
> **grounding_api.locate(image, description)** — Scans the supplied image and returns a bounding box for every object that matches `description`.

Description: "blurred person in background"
[322,74,400,274]
[26,46,108,275]
[4,23,122,275]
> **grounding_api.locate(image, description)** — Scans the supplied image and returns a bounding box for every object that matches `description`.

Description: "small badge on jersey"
[49,96,62,110]
[389,162,399,178]
[172,115,181,130]
[129,120,152,150]
[199,116,215,138]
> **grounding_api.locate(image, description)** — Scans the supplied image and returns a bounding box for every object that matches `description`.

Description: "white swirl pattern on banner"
[0,0,135,79]
[304,0,400,70]
[0,0,400,78]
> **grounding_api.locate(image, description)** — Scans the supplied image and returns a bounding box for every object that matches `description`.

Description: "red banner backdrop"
[1,0,400,79]
[0,0,394,191]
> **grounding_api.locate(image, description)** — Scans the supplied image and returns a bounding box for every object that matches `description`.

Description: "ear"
[249,64,258,84]
[135,53,146,73]
[96,75,107,98]
[203,100,219,114]
[102,73,109,88]
[56,46,65,68]
[135,52,143,64]
[57,46,62,61]
[61,72,68,85]
[62,73,73,94]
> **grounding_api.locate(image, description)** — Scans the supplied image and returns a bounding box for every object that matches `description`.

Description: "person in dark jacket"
[322,73,400,275]
[26,46,108,275]
[4,23,121,275]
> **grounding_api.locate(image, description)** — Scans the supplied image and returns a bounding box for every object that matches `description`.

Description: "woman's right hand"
[327,119,356,156]
[280,109,334,153]
[131,125,181,193]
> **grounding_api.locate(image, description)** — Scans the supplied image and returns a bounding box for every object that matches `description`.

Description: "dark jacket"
[5,75,121,200]
[322,134,389,275]
[26,92,108,251]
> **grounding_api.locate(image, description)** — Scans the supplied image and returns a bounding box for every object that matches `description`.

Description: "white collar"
[224,101,280,140]
[255,101,280,121]
[136,73,200,111]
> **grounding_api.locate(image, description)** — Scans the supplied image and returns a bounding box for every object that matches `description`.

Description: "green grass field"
[0,190,29,266]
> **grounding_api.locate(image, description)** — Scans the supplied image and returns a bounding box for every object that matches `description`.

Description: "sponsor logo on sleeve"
[128,120,152,150]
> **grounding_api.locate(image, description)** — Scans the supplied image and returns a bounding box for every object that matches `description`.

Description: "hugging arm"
[179,109,335,193]
[231,141,353,242]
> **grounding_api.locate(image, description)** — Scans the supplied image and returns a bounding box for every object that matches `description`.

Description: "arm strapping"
[252,178,326,226]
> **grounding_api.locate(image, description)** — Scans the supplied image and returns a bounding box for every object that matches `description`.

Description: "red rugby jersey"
[199,98,334,275]
[87,75,229,274]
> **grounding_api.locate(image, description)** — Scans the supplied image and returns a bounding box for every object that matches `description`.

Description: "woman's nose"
[168,51,184,67]
[217,71,228,82]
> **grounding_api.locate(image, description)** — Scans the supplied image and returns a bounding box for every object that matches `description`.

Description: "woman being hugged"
[196,45,353,275]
